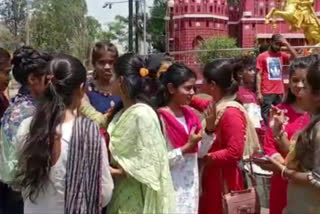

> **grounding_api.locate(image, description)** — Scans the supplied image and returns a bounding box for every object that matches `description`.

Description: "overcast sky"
[86,0,153,26]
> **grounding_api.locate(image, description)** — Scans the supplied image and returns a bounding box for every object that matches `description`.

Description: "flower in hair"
[157,64,170,78]
[139,68,149,77]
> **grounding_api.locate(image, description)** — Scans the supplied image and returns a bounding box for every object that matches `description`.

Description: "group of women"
[0,41,319,214]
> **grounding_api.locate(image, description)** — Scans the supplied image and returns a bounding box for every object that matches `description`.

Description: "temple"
[169,0,320,70]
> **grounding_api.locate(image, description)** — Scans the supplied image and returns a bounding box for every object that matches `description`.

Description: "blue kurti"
[86,79,121,114]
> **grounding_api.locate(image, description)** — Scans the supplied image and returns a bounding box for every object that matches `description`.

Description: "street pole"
[164,8,170,53]
[143,0,147,55]
[129,0,134,52]
[135,0,139,53]
[25,0,31,46]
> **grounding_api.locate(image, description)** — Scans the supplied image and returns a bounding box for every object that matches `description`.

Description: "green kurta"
[107,103,175,214]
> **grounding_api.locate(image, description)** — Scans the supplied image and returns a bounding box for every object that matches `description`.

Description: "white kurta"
[13,117,114,214]
[165,116,213,214]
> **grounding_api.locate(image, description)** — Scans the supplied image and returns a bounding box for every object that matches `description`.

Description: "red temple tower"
[170,0,229,73]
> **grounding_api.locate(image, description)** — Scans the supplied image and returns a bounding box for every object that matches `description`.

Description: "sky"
[86,0,153,26]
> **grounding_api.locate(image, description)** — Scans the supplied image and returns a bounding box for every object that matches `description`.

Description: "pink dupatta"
[158,106,202,153]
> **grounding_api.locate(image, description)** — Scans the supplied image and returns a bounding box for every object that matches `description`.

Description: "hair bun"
[12,46,35,67]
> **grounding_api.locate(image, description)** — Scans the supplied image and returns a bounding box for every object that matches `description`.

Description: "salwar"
[0,182,23,214]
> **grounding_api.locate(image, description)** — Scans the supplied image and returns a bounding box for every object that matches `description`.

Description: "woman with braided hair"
[0,46,52,214]
[13,55,113,214]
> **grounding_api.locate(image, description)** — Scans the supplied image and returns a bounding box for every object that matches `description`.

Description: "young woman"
[86,41,121,113]
[0,47,12,213]
[13,55,113,214]
[157,63,214,214]
[106,53,175,214]
[236,57,266,144]
[236,57,258,104]
[198,59,260,214]
[260,56,311,214]
[0,47,10,122]
[0,46,52,214]
[267,56,320,214]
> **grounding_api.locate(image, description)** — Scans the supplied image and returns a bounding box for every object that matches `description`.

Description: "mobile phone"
[252,156,270,164]
[251,151,270,164]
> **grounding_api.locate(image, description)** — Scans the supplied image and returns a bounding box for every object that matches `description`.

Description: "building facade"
[170,0,229,72]
[170,0,320,71]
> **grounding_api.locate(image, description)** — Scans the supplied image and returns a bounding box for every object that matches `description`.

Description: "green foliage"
[29,0,89,61]
[148,0,166,52]
[0,0,27,37]
[86,16,102,43]
[0,24,19,52]
[197,36,243,65]
[97,15,128,51]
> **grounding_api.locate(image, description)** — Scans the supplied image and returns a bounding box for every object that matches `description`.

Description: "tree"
[98,15,128,51]
[0,23,19,51]
[86,16,102,43]
[197,36,243,65]
[0,0,28,39]
[30,0,89,61]
[148,0,166,52]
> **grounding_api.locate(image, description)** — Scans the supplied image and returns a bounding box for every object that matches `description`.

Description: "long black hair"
[157,63,196,107]
[203,58,240,96]
[11,46,52,86]
[107,53,161,122]
[14,55,87,202]
[295,58,320,170]
[284,55,318,104]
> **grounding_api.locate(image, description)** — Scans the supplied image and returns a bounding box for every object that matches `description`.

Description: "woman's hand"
[254,155,285,172]
[267,156,285,173]
[110,166,126,178]
[81,94,90,106]
[269,106,286,137]
[205,102,216,133]
[181,126,202,154]
[257,93,263,105]
[200,154,212,166]
[254,160,280,172]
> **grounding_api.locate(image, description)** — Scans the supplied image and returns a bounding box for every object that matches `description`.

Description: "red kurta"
[263,103,310,214]
[199,107,246,214]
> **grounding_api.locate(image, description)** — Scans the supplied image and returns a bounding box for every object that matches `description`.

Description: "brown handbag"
[220,160,261,214]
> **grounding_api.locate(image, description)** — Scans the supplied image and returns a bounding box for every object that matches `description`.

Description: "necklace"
[88,80,112,97]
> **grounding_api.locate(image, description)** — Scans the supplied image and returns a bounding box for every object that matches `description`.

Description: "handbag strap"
[246,158,257,187]
[219,158,257,196]
[219,169,229,195]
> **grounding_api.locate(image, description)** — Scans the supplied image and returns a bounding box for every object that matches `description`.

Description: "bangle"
[281,166,287,179]
[275,130,285,142]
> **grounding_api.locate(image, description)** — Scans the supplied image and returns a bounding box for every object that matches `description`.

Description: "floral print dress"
[165,116,213,214]
[0,87,35,183]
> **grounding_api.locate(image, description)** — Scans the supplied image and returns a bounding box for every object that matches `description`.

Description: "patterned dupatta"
[65,117,103,214]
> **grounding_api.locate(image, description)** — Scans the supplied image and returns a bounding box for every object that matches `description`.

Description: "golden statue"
[265,0,320,53]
